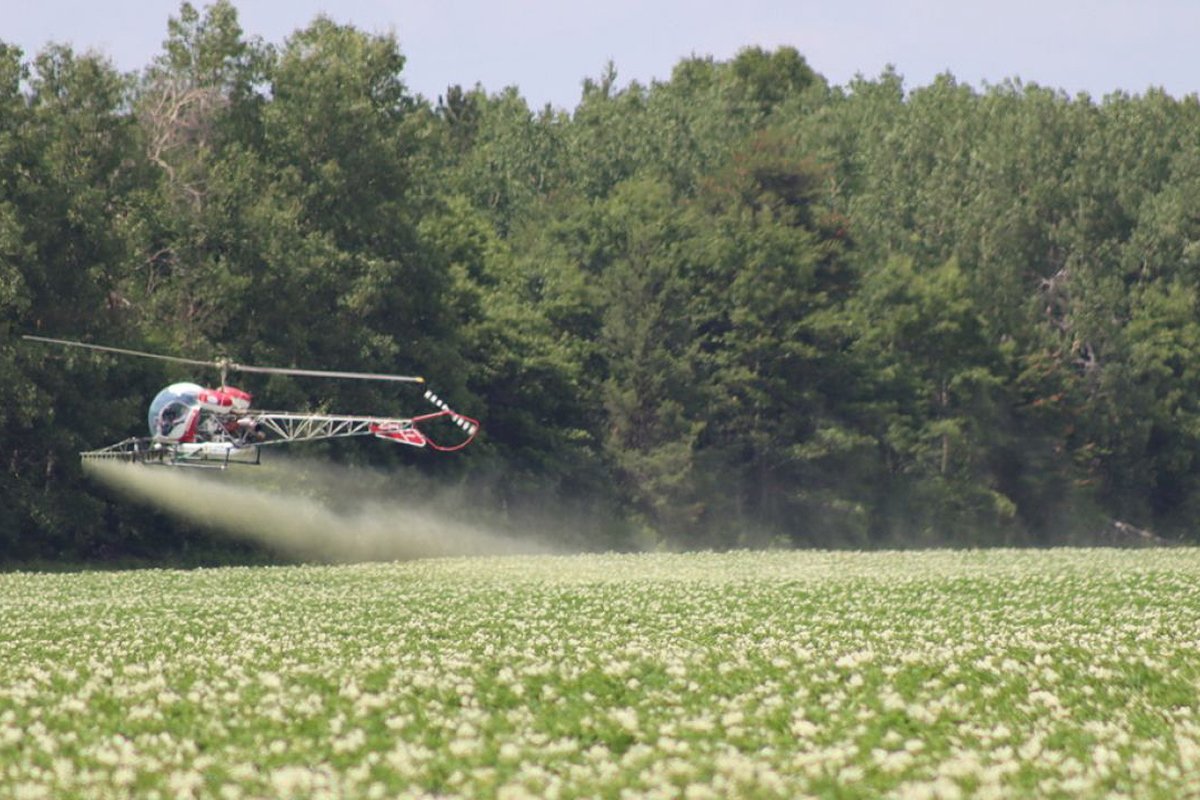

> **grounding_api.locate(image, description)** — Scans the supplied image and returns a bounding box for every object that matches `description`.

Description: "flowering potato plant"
[2,549,1199,798]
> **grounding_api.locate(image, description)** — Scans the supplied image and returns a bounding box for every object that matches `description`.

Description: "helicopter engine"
[198,386,252,412]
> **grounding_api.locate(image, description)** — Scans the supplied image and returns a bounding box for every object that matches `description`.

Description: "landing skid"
[81,438,262,469]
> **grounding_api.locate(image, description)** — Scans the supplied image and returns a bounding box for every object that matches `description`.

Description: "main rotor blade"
[22,335,216,369]
[230,363,425,384]
[24,335,425,384]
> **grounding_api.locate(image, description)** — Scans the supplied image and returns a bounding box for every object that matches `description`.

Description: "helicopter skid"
[81,438,261,469]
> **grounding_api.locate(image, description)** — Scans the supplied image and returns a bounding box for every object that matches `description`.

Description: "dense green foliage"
[5,550,1200,796]
[3,2,1200,559]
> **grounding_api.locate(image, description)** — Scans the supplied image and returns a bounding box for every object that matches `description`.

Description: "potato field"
[2,549,1199,798]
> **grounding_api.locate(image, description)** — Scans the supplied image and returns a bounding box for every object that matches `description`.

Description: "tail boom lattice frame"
[248,411,420,446]
[248,409,478,450]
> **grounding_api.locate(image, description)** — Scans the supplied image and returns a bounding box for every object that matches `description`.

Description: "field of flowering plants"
[3,548,1200,798]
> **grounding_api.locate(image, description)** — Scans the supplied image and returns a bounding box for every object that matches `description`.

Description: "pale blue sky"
[4,0,1197,109]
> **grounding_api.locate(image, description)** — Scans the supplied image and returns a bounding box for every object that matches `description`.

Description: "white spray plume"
[86,457,559,562]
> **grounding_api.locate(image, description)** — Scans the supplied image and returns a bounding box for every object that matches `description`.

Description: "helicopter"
[23,335,479,468]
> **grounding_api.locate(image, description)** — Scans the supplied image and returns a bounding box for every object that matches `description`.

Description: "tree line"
[3,1,1200,561]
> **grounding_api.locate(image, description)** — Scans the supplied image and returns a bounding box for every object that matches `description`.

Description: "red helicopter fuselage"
[148,382,253,443]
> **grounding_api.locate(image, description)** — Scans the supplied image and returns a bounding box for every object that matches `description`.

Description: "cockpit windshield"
[147,382,203,438]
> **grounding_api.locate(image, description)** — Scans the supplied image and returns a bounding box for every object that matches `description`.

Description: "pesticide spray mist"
[86,458,560,562]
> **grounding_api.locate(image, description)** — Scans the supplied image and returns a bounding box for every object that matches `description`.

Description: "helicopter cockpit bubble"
[147,382,204,442]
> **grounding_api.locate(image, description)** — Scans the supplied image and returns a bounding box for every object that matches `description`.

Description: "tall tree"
[261,17,451,395]
[682,132,863,543]
[596,178,704,539]
[1,43,147,557]
[852,256,1020,542]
